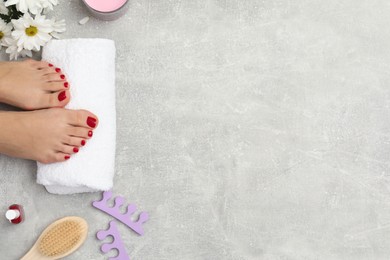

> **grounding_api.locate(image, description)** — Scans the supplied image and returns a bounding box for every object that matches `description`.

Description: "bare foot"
[0,59,70,110]
[0,108,98,163]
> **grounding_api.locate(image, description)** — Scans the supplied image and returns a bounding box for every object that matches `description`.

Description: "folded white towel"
[36,38,116,195]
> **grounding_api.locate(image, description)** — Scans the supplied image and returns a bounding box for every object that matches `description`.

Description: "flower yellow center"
[25,26,38,36]
[0,31,3,40]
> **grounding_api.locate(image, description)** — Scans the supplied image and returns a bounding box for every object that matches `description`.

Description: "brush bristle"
[38,220,83,257]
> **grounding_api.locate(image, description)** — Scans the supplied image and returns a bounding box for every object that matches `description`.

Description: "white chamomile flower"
[0,20,12,48]
[0,1,8,15]
[41,0,58,12]
[3,37,32,60]
[5,0,43,15]
[12,13,53,52]
[49,18,65,39]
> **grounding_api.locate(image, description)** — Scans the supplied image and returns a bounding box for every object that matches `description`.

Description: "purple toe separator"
[93,191,150,259]
[96,221,130,260]
[92,191,149,235]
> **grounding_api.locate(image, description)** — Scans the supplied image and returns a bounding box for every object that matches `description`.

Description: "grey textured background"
[1,0,390,259]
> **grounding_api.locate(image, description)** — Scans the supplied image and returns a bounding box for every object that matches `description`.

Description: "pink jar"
[82,0,129,21]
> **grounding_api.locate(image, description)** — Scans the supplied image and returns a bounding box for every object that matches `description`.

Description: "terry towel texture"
[37,38,116,194]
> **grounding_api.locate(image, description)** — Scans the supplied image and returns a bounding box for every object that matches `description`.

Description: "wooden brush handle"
[20,246,51,260]
[20,249,36,260]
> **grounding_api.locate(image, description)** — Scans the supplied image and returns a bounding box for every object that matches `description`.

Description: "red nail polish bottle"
[5,204,24,224]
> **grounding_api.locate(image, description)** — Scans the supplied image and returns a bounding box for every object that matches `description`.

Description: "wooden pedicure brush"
[21,216,88,260]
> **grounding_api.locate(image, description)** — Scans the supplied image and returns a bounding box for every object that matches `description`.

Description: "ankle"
[0,112,18,152]
[0,63,10,103]
[0,111,35,160]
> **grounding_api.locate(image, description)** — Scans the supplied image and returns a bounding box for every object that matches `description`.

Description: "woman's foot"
[0,59,69,110]
[0,108,98,163]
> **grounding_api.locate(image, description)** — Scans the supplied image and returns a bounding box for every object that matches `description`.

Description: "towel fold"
[37,38,116,195]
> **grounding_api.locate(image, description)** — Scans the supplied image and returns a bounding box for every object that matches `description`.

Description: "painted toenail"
[60,74,65,79]
[49,63,53,67]
[64,82,69,88]
[87,117,97,128]
[65,155,70,160]
[88,130,93,137]
[58,91,66,101]
[73,147,79,153]
[81,140,86,146]
[55,68,61,73]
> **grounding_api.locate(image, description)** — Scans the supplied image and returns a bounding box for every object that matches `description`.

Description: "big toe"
[44,90,70,108]
[23,90,70,110]
[67,109,99,129]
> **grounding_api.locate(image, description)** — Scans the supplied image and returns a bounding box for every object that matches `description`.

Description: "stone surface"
[2,0,390,259]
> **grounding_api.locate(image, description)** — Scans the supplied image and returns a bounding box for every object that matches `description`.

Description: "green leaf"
[7,5,22,21]
[0,13,10,23]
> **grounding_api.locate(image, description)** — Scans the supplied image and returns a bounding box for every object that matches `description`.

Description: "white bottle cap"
[5,209,20,221]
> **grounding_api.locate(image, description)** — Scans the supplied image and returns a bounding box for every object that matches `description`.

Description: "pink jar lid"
[84,0,127,12]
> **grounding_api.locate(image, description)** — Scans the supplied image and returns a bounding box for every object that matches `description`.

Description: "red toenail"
[60,74,65,79]
[88,131,93,137]
[64,82,69,88]
[58,91,66,101]
[73,147,79,153]
[87,117,97,128]
[81,140,86,146]
[65,155,70,160]
[55,68,61,73]
[49,63,53,67]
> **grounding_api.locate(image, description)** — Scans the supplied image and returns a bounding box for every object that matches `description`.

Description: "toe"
[60,144,80,155]
[63,136,86,147]
[38,151,70,164]
[44,90,70,108]
[36,60,54,69]
[55,90,70,106]
[55,152,72,162]
[45,81,69,92]
[24,90,70,110]
[44,72,66,82]
[40,66,62,76]
[68,126,94,139]
[68,110,99,129]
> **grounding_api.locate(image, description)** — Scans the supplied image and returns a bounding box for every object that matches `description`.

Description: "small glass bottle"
[5,204,24,224]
